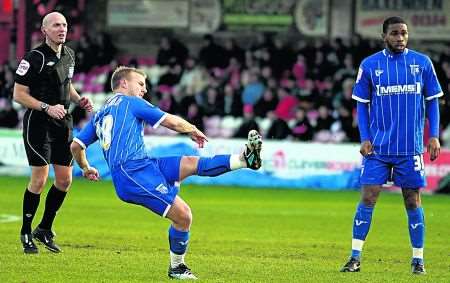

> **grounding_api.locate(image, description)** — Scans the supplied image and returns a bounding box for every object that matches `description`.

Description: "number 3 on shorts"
[413,155,424,171]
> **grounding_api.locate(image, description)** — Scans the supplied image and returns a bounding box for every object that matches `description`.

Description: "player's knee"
[29,177,47,193]
[361,196,377,207]
[182,156,199,174]
[177,206,193,229]
[402,189,421,209]
[404,199,420,210]
[55,177,72,191]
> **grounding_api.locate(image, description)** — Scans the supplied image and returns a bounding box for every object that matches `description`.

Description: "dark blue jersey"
[74,94,166,168]
[352,48,443,155]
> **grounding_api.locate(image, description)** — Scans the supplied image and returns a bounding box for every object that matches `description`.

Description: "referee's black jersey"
[14,43,75,109]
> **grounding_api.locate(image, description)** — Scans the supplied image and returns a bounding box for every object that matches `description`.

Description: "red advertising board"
[424,149,450,192]
[0,0,13,22]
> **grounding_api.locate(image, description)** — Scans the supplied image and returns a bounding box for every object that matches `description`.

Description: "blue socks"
[407,207,425,248]
[351,203,374,259]
[407,207,425,263]
[168,226,190,255]
[197,155,231,177]
[348,204,425,263]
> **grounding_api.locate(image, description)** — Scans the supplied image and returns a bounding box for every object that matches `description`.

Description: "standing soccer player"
[70,66,262,280]
[340,17,443,274]
[13,12,93,254]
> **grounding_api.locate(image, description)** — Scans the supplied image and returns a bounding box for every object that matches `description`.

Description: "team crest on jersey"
[375,69,383,77]
[46,61,55,66]
[410,64,420,75]
[16,59,30,76]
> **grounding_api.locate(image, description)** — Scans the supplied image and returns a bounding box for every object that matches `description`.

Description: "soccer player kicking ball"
[340,17,443,275]
[70,66,263,280]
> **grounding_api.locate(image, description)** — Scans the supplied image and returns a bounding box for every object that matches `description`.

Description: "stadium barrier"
[1,128,449,192]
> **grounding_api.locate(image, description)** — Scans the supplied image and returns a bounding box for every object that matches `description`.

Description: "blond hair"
[110,66,147,91]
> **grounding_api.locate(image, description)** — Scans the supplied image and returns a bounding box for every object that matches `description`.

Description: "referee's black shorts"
[22,109,73,167]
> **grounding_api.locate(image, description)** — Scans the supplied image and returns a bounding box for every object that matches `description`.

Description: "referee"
[13,11,93,254]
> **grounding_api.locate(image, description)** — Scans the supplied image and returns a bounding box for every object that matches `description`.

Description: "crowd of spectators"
[1,32,450,145]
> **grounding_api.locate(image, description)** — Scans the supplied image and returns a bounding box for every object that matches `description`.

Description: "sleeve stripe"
[153,113,167,129]
[352,95,370,103]
[73,137,87,149]
[425,92,444,101]
[30,50,45,73]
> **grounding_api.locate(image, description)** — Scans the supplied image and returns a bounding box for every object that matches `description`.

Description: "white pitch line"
[0,214,21,223]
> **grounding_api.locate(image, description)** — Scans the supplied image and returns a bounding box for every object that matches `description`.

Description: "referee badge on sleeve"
[16,59,30,76]
[68,66,74,78]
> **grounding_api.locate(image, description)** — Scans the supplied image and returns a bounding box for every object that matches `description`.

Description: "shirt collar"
[41,42,65,56]
[382,48,409,58]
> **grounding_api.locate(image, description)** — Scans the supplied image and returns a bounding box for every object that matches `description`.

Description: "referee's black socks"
[38,184,67,230]
[21,188,41,235]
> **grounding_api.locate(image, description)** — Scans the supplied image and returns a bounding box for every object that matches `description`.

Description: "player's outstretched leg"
[241,129,262,170]
[195,130,263,178]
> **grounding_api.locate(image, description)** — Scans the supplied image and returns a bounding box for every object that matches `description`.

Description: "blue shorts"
[360,154,426,188]
[111,156,182,217]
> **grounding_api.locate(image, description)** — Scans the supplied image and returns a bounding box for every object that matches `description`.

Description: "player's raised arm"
[161,113,208,148]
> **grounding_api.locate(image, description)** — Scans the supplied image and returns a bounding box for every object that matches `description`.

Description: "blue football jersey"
[74,94,167,168]
[352,48,443,155]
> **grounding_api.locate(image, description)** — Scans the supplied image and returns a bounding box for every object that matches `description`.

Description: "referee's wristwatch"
[40,102,49,112]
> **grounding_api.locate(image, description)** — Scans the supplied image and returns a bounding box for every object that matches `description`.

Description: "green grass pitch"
[0,176,449,282]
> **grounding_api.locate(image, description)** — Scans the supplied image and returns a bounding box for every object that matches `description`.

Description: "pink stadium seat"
[92,84,103,93]
[204,116,221,138]
[307,110,319,123]
[72,73,85,83]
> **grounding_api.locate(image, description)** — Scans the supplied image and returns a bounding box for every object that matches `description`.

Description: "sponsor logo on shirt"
[375,82,421,96]
[375,69,383,77]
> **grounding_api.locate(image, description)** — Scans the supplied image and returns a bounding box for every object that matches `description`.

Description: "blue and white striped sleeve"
[352,62,371,103]
[423,57,443,101]
[74,119,98,149]
[129,97,167,128]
